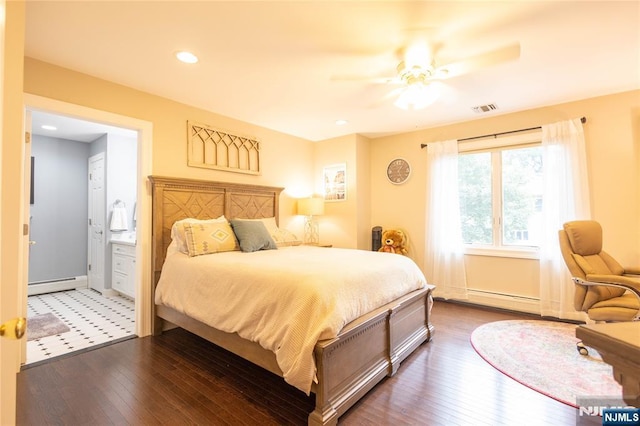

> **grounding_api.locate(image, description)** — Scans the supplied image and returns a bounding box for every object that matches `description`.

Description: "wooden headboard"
[149,176,284,286]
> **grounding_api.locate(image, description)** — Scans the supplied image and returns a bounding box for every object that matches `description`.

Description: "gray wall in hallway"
[29,135,90,283]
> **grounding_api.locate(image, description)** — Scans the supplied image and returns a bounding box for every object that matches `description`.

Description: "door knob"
[0,317,27,340]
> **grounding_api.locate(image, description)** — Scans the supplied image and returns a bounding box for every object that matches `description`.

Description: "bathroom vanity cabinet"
[111,242,136,299]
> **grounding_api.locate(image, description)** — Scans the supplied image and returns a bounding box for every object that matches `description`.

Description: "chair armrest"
[582,274,640,300]
[624,266,640,276]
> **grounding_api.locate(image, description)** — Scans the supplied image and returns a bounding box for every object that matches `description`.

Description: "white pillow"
[246,217,302,247]
[170,215,227,254]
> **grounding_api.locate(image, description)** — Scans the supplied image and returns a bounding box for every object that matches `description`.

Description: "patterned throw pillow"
[171,215,227,254]
[183,221,239,257]
[271,227,302,247]
[244,217,302,247]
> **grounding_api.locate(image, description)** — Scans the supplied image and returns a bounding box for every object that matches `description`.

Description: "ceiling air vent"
[471,103,498,113]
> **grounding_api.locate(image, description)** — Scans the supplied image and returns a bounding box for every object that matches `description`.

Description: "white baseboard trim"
[28,275,88,296]
[462,289,540,315]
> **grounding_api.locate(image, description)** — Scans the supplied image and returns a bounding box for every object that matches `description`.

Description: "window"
[458,143,543,252]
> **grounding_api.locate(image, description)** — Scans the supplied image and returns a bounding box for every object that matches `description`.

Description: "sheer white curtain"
[424,139,468,299]
[539,118,591,320]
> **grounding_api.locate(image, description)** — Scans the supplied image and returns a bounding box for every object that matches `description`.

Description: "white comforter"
[155,245,427,394]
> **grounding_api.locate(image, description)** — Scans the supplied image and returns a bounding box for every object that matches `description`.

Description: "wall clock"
[386,158,411,184]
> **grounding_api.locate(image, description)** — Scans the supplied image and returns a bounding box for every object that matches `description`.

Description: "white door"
[21,112,32,363]
[88,153,105,292]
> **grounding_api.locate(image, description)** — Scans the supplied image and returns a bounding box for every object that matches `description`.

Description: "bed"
[150,176,435,425]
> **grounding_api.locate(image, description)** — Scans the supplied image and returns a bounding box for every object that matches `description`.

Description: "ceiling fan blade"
[434,43,520,79]
[367,87,405,109]
[330,74,402,85]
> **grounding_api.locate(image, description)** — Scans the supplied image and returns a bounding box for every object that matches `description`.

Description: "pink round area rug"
[470,320,623,407]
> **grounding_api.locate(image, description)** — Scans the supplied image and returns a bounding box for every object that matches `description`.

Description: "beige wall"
[313,134,357,248]
[355,134,372,249]
[23,58,315,236]
[20,56,640,306]
[371,90,640,302]
[1,2,25,423]
[313,133,372,249]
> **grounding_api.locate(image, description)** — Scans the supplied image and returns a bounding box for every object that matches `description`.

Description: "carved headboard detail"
[149,176,283,285]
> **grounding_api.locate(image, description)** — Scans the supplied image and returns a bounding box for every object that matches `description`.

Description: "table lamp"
[297,197,324,245]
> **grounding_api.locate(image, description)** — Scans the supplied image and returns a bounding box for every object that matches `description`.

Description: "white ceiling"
[24,1,640,142]
[31,111,137,143]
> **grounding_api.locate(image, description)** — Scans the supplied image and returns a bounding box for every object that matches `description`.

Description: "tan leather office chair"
[558,220,640,354]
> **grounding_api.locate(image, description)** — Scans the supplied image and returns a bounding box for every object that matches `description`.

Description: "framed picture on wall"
[323,163,346,202]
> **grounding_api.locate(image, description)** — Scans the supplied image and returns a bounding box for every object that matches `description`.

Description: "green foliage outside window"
[458,152,492,244]
[458,146,543,247]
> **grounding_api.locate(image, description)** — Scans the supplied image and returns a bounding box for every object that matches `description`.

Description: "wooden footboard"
[155,285,434,426]
[309,286,434,426]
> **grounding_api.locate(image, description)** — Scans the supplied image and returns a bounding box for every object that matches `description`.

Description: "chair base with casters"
[571,275,640,356]
[577,341,589,355]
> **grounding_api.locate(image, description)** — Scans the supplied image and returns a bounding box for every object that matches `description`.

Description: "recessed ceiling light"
[41,125,57,131]
[176,51,198,64]
[335,120,348,126]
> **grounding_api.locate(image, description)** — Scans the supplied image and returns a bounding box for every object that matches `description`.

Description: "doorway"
[22,94,153,366]
[25,111,138,363]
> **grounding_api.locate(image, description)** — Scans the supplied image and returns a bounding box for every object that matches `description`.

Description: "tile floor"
[26,288,136,365]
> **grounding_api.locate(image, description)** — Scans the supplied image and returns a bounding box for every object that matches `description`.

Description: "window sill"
[464,246,540,260]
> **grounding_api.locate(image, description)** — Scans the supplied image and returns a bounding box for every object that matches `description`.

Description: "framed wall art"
[323,163,346,202]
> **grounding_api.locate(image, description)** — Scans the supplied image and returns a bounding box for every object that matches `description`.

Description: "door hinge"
[88,264,92,271]
[25,132,31,144]
[23,223,29,236]
[89,218,92,226]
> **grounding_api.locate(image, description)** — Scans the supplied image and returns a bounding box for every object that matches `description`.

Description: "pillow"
[271,227,303,247]
[230,219,277,253]
[244,217,302,247]
[171,216,227,254]
[183,221,239,257]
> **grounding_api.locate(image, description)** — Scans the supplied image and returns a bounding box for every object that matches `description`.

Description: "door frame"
[23,94,153,339]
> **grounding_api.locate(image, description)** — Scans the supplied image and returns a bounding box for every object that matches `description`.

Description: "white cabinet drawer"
[113,253,129,275]
[111,242,136,300]
[112,271,128,294]
[112,243,136,257]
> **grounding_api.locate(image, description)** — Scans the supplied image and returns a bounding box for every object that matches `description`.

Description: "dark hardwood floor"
[16,301,601,425]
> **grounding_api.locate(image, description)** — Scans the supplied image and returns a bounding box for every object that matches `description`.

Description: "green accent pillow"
[230,219,278,253]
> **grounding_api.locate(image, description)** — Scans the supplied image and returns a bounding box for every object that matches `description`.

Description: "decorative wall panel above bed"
[187,121,261,175]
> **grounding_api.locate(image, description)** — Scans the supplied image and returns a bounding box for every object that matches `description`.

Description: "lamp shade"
[297,197,324,216]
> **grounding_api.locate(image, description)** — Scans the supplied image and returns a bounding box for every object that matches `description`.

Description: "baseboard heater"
[464,289,540,315]
[28,275,88,296]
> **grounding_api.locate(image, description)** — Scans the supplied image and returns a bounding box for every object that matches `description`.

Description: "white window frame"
[459,130,542,260]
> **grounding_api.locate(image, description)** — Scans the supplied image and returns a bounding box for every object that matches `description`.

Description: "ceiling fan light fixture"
[394,82,438,111]
[396,61,432,84]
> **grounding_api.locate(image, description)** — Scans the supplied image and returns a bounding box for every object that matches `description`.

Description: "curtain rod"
[420,116,587,149]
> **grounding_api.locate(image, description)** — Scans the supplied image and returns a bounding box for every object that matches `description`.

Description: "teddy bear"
[378,229,408,256]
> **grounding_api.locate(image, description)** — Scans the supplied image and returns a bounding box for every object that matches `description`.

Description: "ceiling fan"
[334,41,521,110]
